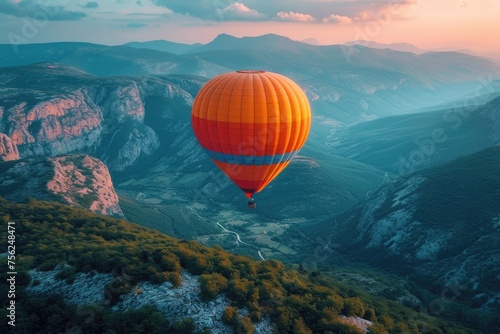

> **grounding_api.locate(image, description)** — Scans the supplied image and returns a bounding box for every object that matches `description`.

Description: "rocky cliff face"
[0,154,123,216]
[0,132,19,161]
[48,155,123,216]
[27,267,275,334]
[311,146,500,311]
[0,63,209,218]
[0,63,196,172]
[6,94,103,157]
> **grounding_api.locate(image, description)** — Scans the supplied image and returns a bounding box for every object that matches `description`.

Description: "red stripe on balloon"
[191,116,305,156]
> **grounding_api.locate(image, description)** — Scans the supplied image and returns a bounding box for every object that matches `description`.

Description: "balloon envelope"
[191,70,311,198]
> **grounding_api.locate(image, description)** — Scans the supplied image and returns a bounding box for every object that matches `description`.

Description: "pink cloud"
[276,11,316,22]
[217,2,265,21]
[354,1,415,22]
[322,14,353,24]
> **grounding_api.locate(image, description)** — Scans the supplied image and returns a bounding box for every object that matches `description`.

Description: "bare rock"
[0,133,20,161]
[48,155,123,216]
[0,154,123,217]
[0,63,195,172]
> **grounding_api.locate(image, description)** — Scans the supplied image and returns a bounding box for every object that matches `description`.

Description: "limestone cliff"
[47,155,123,216]
[0,154,123,216]
[0,132,19,161]
[0,63,195,172]
[312,146,500,311]
[27,268,275,334]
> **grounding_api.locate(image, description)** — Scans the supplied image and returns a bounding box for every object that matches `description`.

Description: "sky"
[0,0,499,54]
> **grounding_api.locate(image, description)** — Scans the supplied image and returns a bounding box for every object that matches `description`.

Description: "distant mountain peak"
[124,40,201,54]
[245,33,292,40]
[210,33,239,42]
[302,37,322,45]
[210,32,294,43]
[215,32,234,38]
[343,40,426,54]
[188,33,304,54]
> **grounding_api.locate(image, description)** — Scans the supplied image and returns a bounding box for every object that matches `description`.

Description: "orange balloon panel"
[192,70,311,198]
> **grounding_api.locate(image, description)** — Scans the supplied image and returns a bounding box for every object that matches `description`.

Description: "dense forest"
[0,197,479,333]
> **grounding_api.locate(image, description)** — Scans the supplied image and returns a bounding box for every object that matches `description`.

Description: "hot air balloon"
[191,70,311,208]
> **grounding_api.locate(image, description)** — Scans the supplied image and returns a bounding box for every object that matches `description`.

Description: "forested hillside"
[0,198,478,333]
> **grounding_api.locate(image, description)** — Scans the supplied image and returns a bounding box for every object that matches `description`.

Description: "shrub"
[221,306,239,327]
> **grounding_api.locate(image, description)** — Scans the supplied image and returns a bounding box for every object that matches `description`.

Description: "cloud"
[126,22,148,28]
[216,2,265,21]
[353,0,417,22]
[153,0,266,21]
[83,2,98,9]
[152,0,417,23]
[322,14,352,24]
[153,0,229,20]
[276,11,315,22]
[0,0,86,20]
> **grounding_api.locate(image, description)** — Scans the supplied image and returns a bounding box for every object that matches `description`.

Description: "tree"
[237,316,255,334]
[275,306,295,332]
[160,253,181,272]
[342,297,365,317]
[165,271,182,287]
[364,308,377,322]
[378,315,395,331]
[200,273,228,301]
[170,318,195,334]
[368,323,388,334]
[222,306,239,327]
[227,278,254,305]
[292,318,313,334]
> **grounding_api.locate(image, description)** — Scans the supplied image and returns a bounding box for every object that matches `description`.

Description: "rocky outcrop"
[47,155,123,216]
[114,271,275,334]
[0,132,19,161]
[0,63,195,172]
[100,121,160,172]
[0,63,203,216]
[0,154,123,216]
[318,146,500,310]
[27,268,275,334]
[7,95,103,157]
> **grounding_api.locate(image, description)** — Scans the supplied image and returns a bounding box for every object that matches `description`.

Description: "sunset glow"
[0,0,498,55]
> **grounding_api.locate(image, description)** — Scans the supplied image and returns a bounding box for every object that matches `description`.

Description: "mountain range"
[329,95,500,174]
[1,33,498,127]
[0,42,228,77]
[125,40,202,54]
[1,33,500,333]
[300,145,500,323]
[0,62,198,170]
